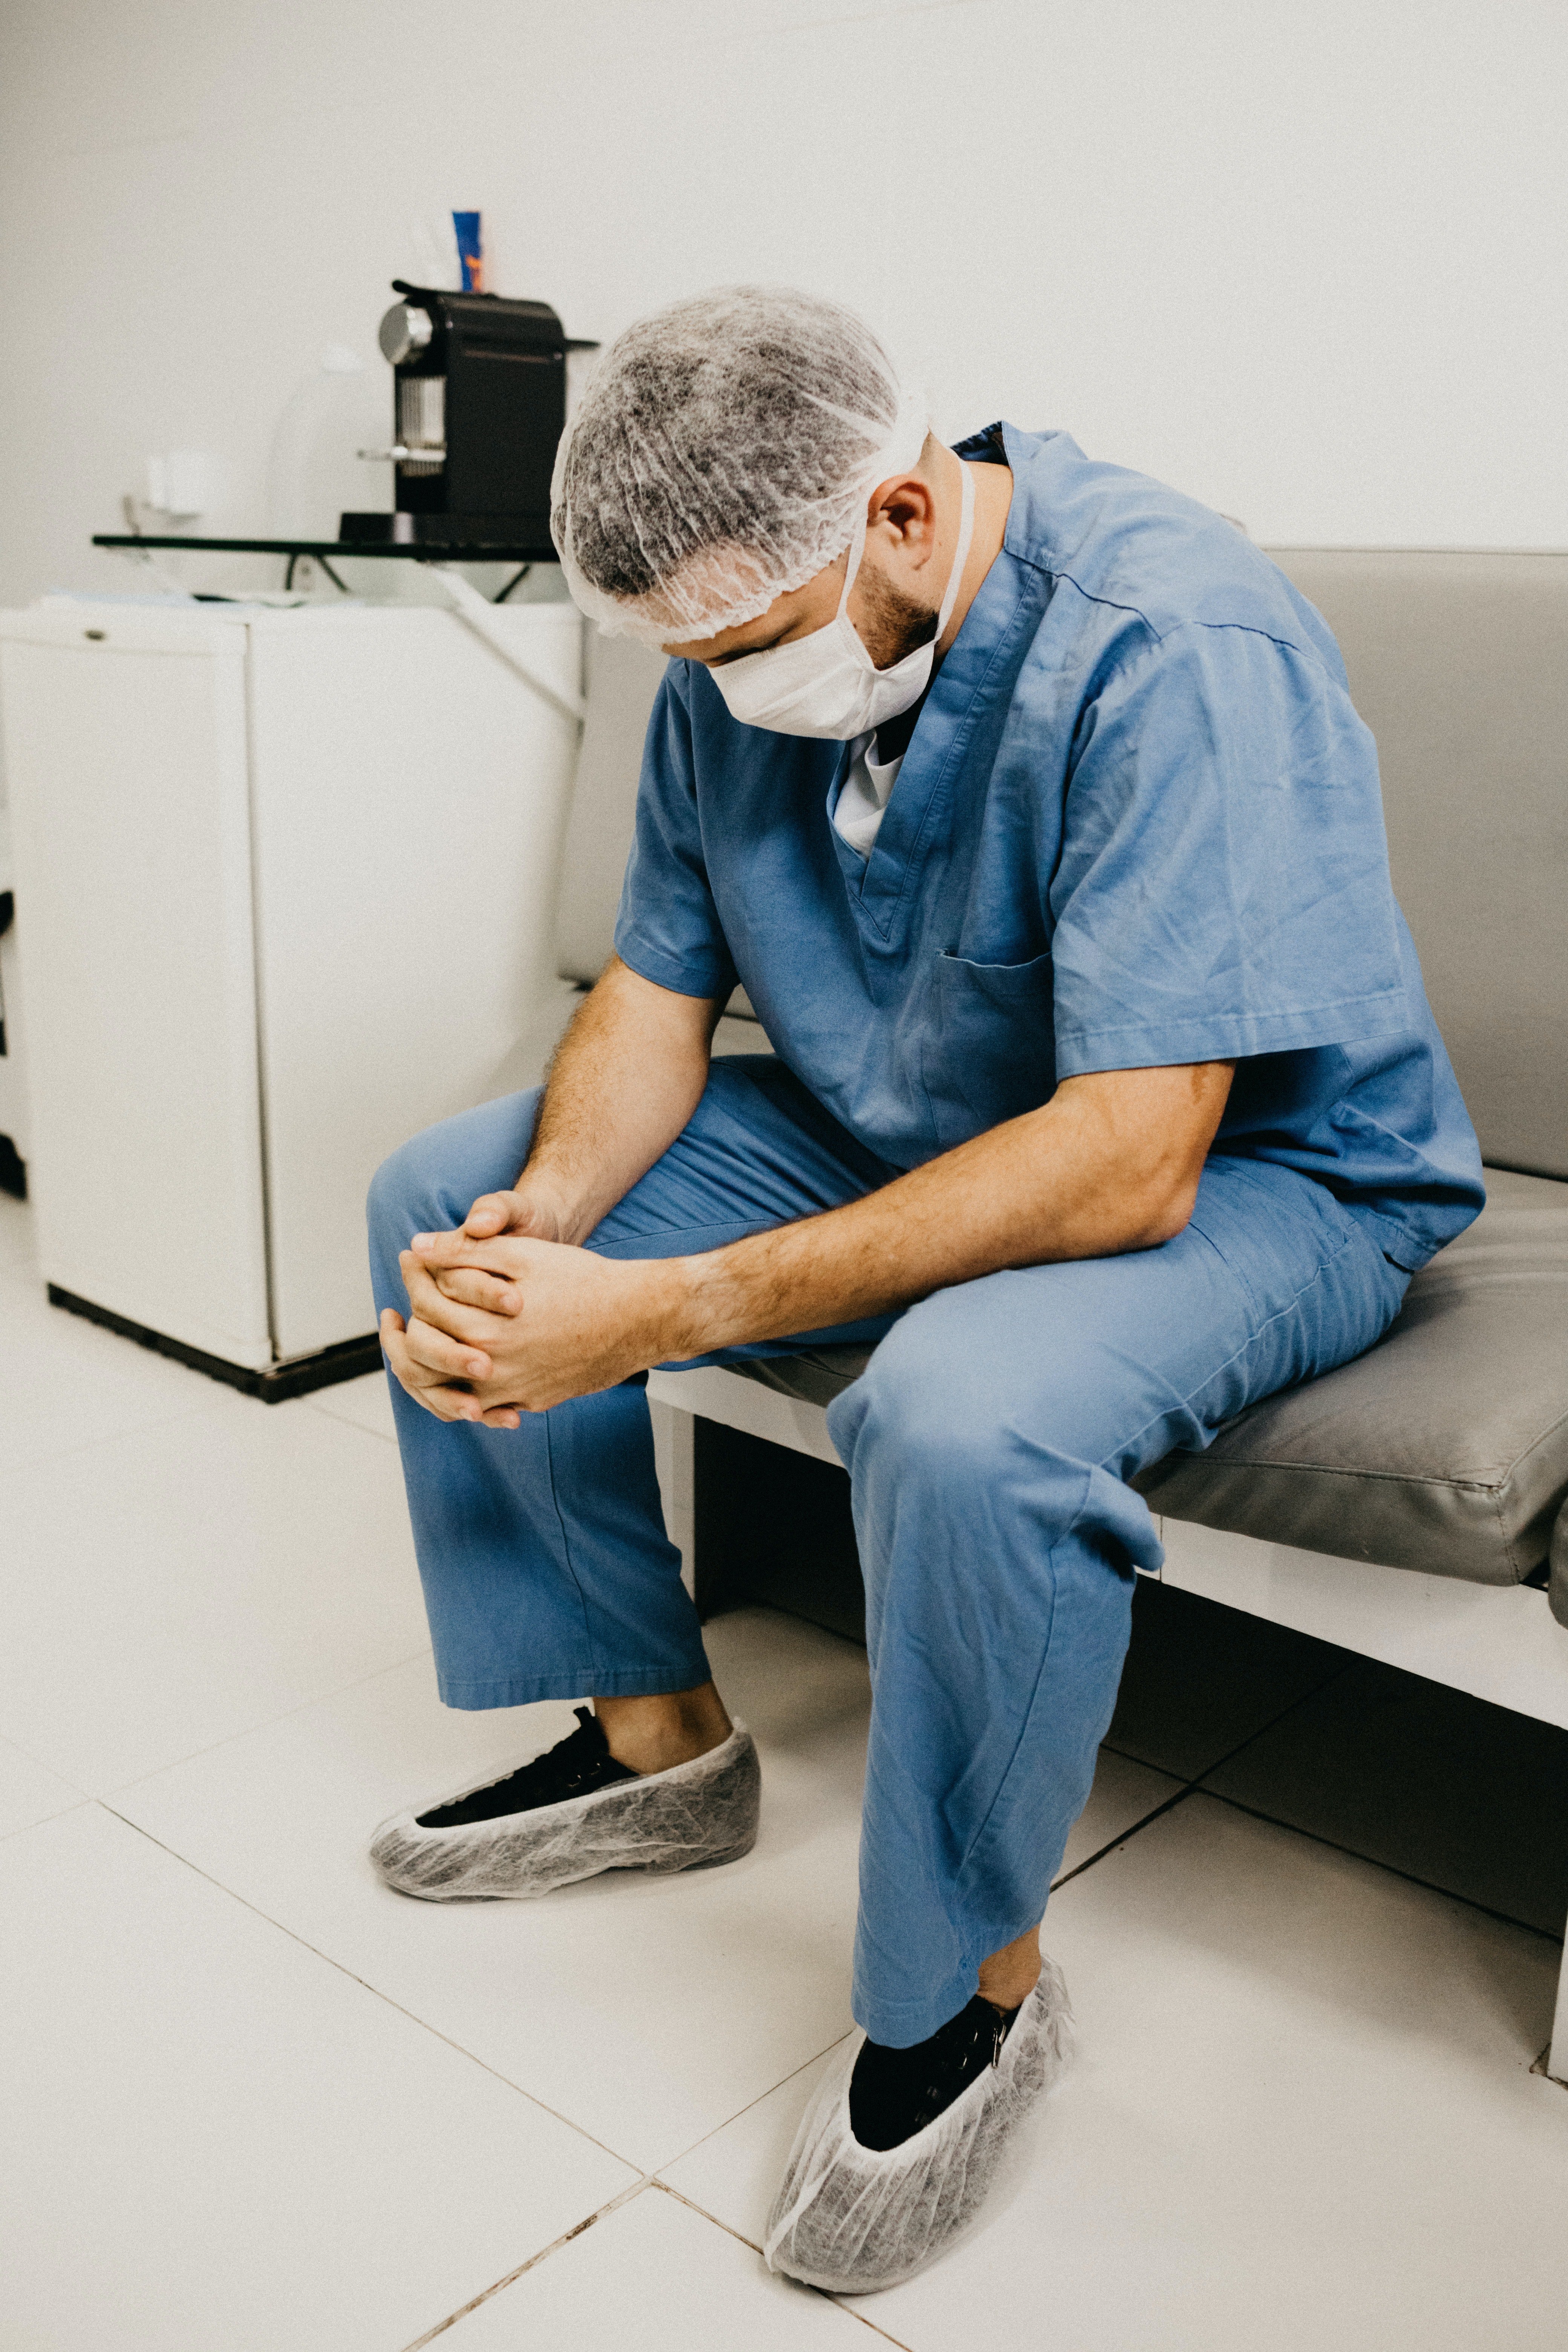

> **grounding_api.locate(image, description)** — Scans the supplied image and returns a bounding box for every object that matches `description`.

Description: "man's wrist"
[642,1247,738,1363]
[654,1238,772,1362]
[513,1164,596,1248]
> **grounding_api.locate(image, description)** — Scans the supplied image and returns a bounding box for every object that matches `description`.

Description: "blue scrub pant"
[368,1055,1408,2047]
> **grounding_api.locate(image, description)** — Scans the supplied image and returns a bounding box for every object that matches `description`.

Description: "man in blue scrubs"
[367,287,1482,2289]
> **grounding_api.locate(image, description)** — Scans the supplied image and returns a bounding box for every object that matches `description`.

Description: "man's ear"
[868,471,938,555]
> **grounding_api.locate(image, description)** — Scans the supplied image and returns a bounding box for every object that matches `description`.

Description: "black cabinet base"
[693,1416,866,1646]
[46,1287,384,1402]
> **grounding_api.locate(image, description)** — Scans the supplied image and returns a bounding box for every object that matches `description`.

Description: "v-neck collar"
[841,429,1049,942]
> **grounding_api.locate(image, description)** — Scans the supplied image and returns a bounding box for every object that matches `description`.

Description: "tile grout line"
[652,2181,917,2347]
[90,1802,905,2332]
[0,1796,92,1848]
[0,1731,90,1824]
[1051,1664,1363,1898]
[93,1791,925,2335]
[0,1387,226,1481]
[396,2175,655,2350]
[1049,1782,1200,1894]
[1196,1787,1568,1947]
[303,1392,398,1444]
[1161,1659,1568,1945]
[96,1790,879,2182]
[398,2175,920,2351]
[96,1644,437,1802]
[1182,1660,1358,1789]
[651,2027,855,2179]
[98,1804,647,2173]
[1066,1701,1567,1946]
[1101,1656,1357,1795]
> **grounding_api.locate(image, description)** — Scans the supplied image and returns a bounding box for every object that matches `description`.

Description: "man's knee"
[832,1289,1164,1584]
[831,1311,1020,1494]
[366,1086,544,1252]
[830,1279,1121,1499]
[366,1132,441,1253]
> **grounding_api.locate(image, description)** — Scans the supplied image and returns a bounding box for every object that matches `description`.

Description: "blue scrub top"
[614,422,1484,1272]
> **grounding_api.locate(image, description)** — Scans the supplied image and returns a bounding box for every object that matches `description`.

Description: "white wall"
[0,0,1564,615]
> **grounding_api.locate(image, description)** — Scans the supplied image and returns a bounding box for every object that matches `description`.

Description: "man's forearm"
[401,1061,1233,1419]
[669,1061,1234,1355]
[523,957,723,1243]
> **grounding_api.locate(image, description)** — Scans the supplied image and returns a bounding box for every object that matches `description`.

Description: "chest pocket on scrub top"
[923,948,1059,1150]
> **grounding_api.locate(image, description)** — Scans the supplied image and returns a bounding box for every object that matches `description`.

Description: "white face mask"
[709,458,976,740]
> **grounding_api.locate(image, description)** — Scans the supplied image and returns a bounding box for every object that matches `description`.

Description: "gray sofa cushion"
[1268,551,1568,1181]
[1133,1169,1568,1583]
[554,629,759,1020]
[726,1170,1568,1589]
[555,631,670,989]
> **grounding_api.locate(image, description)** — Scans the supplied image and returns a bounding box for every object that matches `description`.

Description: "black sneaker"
[416,1707,635,1828]
[369,1708,761,1901]
[849,1994,1021,2150]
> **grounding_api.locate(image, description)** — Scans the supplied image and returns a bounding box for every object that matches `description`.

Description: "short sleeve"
[1049,620,1409,1075]
[613,664,740,1001]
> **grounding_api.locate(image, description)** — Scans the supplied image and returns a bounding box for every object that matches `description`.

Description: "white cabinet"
[0,597,583,1390]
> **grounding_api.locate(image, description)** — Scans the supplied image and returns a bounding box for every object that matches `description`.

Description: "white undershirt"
[831,732,905,858]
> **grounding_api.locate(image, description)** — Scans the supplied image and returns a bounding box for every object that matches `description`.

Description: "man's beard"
[856,561,939,671]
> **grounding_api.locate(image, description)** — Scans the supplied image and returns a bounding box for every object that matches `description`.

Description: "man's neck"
[936,444,1013,661]
[874,446,1014,762]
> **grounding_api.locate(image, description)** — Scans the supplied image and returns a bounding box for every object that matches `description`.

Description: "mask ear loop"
[933,458,976,643]
[835,504,871,621]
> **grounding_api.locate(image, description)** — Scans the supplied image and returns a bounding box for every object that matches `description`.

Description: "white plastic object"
[551,285,928,649]
[764,1960,1075,2294]
[0,597,583,1371]
[369,1721,761,1899]
[143,449,213,519]
[266,348,387,539]
[408,213,464,292]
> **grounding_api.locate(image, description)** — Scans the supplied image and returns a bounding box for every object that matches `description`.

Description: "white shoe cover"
[369,1722,760,1900]
[764,1958,1075,2295]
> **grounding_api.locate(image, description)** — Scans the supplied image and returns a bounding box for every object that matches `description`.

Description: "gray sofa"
[556,548,1568,2071]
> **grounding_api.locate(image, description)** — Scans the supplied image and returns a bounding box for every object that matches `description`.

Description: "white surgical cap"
[550,285,929,648]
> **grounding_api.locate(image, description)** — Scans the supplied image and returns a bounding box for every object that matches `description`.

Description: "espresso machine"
[341,283,596,556]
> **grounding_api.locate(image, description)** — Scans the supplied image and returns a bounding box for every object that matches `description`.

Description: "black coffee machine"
[341,282,596,555]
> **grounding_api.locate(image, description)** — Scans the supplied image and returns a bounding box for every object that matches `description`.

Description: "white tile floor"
[3,1185,1566,2349]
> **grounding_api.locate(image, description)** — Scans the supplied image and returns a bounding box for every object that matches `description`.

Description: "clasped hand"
[380,1186,681,1428]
